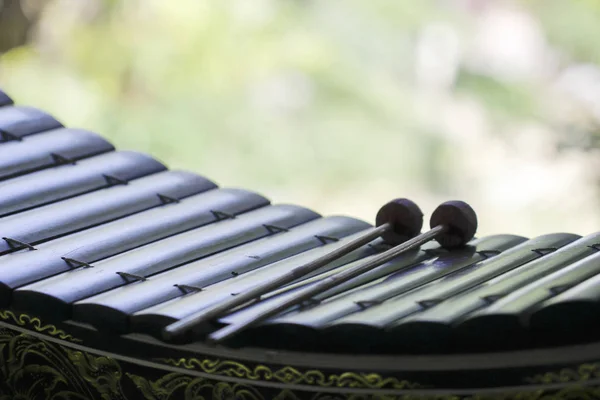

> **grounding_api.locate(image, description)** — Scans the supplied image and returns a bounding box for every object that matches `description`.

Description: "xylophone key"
[0,106,62,143]
[529,272,600,341]
[12,204,319,321]
[74,216,371,333]
[130,229,389,338]
[391,231,600,351]
[322,233,579,353]
[0,128,114,181]
[204,200,479,344]
[161,198,426,341]
[0,151,166,217]
[0,90,12,107]
[195,240,444,344]
[456,242,600,349]
[0,188,269,305]
[245,234,526,350]
[0,170,216,254]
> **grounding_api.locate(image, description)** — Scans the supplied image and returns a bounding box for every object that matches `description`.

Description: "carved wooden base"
[0,310,599,399]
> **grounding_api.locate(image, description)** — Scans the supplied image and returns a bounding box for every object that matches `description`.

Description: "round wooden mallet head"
[375,198,424,246]
[429,200,477,248]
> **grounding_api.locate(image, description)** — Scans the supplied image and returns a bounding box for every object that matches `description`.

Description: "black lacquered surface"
[0,106,62,142]
[3,90,600,358]
[316,233,578,352]
[394,232,600,351]
[0,128,114,180]
[243,234,526,350]
[0,151,166,216]
[529,272,600,342]
[456,235,600,349]
[130,227,382,337]
[0,188,268,305]
[12,204,318,321]
[75,216,370,333]
[0,170,216,254]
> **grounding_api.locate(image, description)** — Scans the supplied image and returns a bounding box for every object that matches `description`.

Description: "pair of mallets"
[163,199,478,343]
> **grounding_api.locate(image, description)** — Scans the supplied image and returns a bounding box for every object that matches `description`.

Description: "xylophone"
[1,88,600,399]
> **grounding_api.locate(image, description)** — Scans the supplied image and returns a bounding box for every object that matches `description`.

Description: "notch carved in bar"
[315,235,339,245]
[298,298,321,310]
[481,294,504,304]
[116,272,147,282]
[0,130,21,142]
[62,257,93,269]
[355,300,382,310]
[211,210,235,221]
[549,285,572,295]
[157,193,179,205]
[532,247,557,256]
[51,153,76,166]
[174,284,203,294]
[477,249,502,258]
[103,174,128,186]
[417,299,442,309]
[264,224,288,234]
[3,237,36,251]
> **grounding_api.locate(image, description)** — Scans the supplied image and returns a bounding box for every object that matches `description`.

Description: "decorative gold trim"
[0,309,422,391]
[123,371,600,400]
[0,310,80,342]
[157,357,424,390]
[525,363,600,384]
[126,372,265,400]
[2,309,600,399]
[0,327,126,399]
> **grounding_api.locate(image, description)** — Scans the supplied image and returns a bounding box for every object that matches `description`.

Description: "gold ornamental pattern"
[0,309,600,399]
[157,357,422,390]
[0,327,126,399]
[525,363,600,384]
[127,372,265,400]
[0,309,80,343]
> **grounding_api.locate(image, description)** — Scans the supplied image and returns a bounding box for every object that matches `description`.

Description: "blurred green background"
[1,0,600,237]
